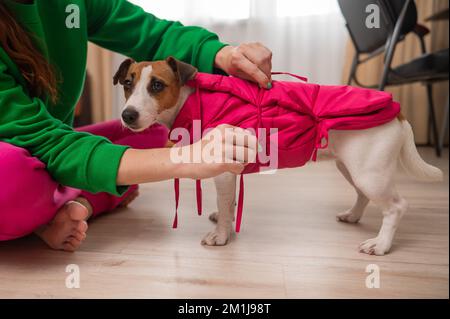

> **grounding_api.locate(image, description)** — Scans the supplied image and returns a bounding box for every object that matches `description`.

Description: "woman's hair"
[0,3,58,103]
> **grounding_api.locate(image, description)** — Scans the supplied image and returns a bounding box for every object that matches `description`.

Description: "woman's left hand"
[214,43,273,89]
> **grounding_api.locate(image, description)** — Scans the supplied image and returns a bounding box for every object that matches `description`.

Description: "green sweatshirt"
[0,0,227,195]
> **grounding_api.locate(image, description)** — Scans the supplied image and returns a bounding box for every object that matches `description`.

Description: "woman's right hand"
[176,124,258,179]
[116,124,258,186]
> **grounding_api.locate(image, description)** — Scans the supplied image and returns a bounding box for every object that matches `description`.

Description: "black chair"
[338,0,449,156]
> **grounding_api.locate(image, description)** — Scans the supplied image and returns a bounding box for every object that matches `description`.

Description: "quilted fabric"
[171,72,400,173]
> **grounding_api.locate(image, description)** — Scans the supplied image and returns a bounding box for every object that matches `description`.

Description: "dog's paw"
[201,229,230,246]
[359,237,391,256]
[336,210,361,223]
[208,212,219,223]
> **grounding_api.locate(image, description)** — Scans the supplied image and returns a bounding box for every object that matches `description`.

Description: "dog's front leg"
[201,173,236,246]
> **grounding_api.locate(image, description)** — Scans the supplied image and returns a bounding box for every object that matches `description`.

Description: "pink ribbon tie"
[235,174,245,233]
[173,178,180,228]
[196,180,202,216]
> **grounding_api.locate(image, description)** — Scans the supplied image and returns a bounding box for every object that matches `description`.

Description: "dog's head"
[113,57,197,131]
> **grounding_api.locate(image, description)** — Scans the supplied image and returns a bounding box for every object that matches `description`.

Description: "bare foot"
[35,201,89,252]
[118,189,140,208]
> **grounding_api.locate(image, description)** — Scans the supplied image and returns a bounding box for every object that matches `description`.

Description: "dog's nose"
[122,108,139,125]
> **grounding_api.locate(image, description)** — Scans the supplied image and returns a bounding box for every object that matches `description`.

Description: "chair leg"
[426,84,441,157]
[439,95,449,152]
[347,53,358,85]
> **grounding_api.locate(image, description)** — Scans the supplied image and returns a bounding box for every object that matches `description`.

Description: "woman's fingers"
[214,43,273,89]
[224,127,258,148]
[224,130,257,163]
[184,124,259,178]
[234,55,271,89]
[198,125,259,163]
[239,43,273,84]
[223,144,257,164]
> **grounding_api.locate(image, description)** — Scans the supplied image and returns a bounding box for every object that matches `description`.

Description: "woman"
[0,0,272,251]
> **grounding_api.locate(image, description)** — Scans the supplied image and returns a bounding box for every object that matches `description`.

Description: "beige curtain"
[342,0,449,144]
[86,43,114,123]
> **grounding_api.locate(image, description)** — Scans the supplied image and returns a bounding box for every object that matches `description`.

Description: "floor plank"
[0,148,448,298]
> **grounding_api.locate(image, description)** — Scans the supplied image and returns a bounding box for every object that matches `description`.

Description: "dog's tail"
[399,119,443,182]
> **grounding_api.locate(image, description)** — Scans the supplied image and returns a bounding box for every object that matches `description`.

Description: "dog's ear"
[166,56,197,85]
[113,58,135,85]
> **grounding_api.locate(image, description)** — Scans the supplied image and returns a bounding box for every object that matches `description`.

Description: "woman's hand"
[214,43,273,89]
[175,124,258,179]
[116,125,257,185]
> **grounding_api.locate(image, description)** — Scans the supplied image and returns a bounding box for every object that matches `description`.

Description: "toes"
[64,237,82,250]
[360,247,375,255]
[201,233,210,245]
[201,232,217,246]
[37,200,90,252]
[75,221,88,233]
[359,240,375,253]
[336,211,360,223]
[201,231,229,246]
[71,231,86,242]
[62,243,76,252]
[67,201,89,221]
[359,238,388,256]
[62,237,81,252]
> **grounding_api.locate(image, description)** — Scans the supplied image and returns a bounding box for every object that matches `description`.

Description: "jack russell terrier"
[113,57,443,256]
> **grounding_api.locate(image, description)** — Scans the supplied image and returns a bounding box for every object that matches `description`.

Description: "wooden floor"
[0,148,448,299]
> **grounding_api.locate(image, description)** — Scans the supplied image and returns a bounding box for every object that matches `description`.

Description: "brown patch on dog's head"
[145,58,197,113]
[113,58,134,86]
[166,56,198,86]
[147,60,185,113]
[113,58,142,100]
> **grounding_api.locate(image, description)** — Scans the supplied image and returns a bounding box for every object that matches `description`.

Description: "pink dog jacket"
[169,72,401,232]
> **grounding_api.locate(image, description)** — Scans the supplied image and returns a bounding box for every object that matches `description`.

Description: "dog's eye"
[123,79,132,89]
[151,80,165,93]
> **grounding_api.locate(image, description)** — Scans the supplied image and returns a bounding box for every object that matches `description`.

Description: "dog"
[113,56,443,255]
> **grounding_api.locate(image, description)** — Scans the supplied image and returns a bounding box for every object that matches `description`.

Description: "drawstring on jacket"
[172,87,203,229]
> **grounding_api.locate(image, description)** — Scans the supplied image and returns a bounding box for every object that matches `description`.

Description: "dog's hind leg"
[357,184,408,255]
[335,161,369,223]
[202,173,236,246]
[349,163,408,255]
[330,120,408,255]
[339,150,407,255]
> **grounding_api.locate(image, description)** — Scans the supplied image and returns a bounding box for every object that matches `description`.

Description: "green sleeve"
[0,62,128,196]
[85,0,228,73]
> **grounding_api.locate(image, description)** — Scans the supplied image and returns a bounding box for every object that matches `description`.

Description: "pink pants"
[0,120,168,241]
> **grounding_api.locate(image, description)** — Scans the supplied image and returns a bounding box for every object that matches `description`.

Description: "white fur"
[399,121,444,181]
[122,65,158,132]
